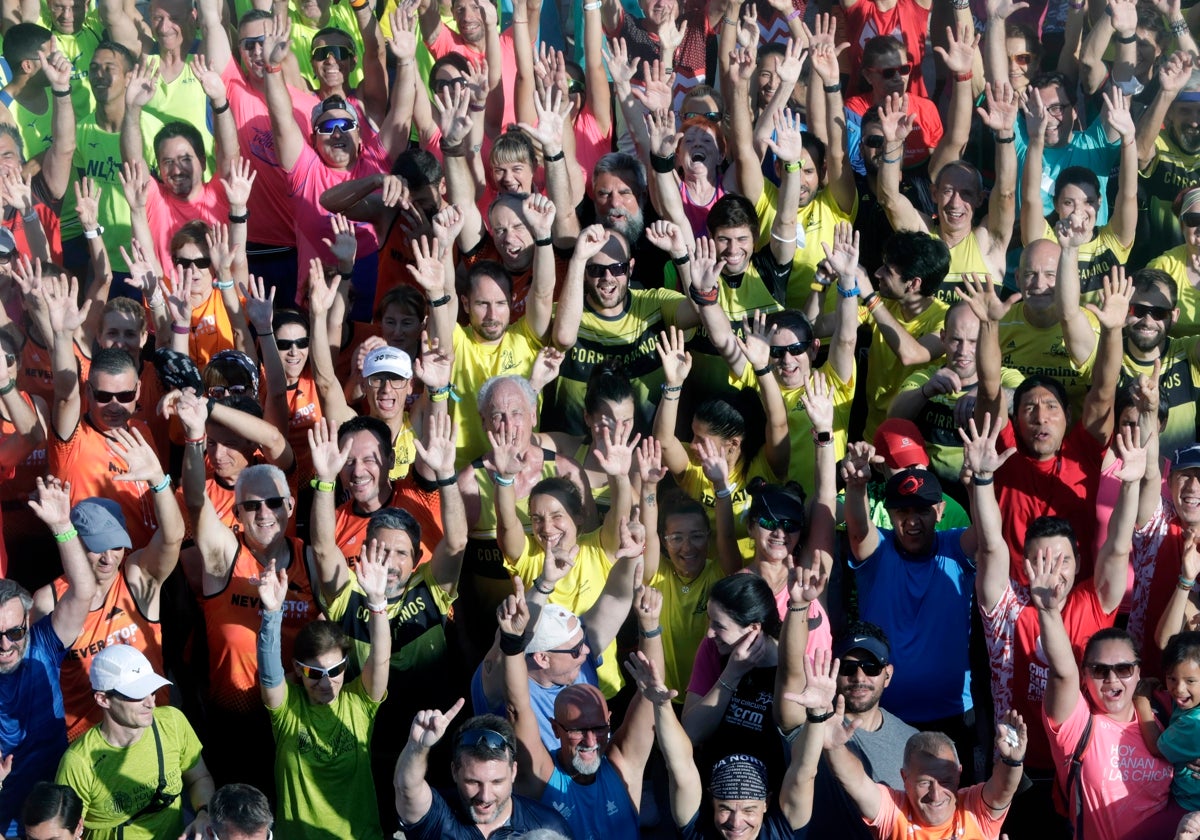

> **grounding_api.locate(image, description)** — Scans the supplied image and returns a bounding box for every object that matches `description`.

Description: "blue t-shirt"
[0,615,69,835]
[1015,114,1120,226]
[543,758,639,840]
[470,655,601,752]
[402,787,571,840]
[679,804,809,840]
[850,528,975,723]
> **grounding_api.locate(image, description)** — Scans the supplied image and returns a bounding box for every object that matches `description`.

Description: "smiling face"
[490,156,533,196]
[1170,468,1200,527]
[749,516,801,565]
[47,0,86,33]
[365,372,412,423]
[97,687,157,729]
[1017,240,1060,315]
[706,599,756,656]
[465,274,513,343]
[173,241,214,301]
[450,0,485,44]
[88,368,140,432]
[593,170,644,243]
[886,504,942,555]
[0,598,28,675]
[769,327,814,389]
[934,166,981,237]
[837,653,893,714]
[712,798,766,840]
[234,472,293,550]
[1167,99,1200,155]
[1124,286,1176,355]
[312,33,355,88]
[1035,82,1074,148]
[1015,385,1068,460]
[238,18,269,79]
[156,135,203,199]
[679,124,721,178]
[206,424,254,483]
[339,429,389,509]
[150,0,195,53]
[1005,36,1035,91]
[487,201,533,273]
[453,756,517,826]
[863,48,911,100]
[1167,659,1200,711]
[755,53,782,112]
[662,511,709,579]
[554,701,611,777]
[89,48,130,105]
[294,646,346,705]
[1054,181,1099,233]
[529,491,579,556]
[902,748,961,828]
[275,322,310,383]
[584,236,632,314]
[372,526,416,598]
[311,107,360,170]
[99,310,147,357]
[712,224,754,276]
[1083,638,1139,716]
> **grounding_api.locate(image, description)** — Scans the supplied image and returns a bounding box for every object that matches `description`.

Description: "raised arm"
[581,524,645,653]
[781,650,837,828]
[73,178,111,345]
[1094,425,1146,613]
[1053,215,1100,367]
[957,273,1014,427]
[377,10,420,160]
[726,46,765,201]
[120,59,157,168]
[1079,267,1131,445]
[775,560,829,732]
[437,85,486,253]
[260,15,304,172]
[1157,530,1200,650]
[113,428,184,586]
[876,93,931,233]
[823,224,866,382]
[28,476,97,646]
[256,559,289,710]
[416,412,469,591]
[842,442,881,560]
[553,225,604,351]
[173,390,240,586]
[196,0,233,80]
[626,652,700,828]
[496,579,555,796]
[39,50,76,201]
[764,108,805,267]
[929,24,981,180]
[822,694,884,821]
[355,541,393,702]
[980,710,1028,819]
[594,425,637,555]
[307,418,353,604]
[1136,52,1191,169]
[962,413,1018,612]
[42,270,87,441]
[1031,550,1081,725]
[489,423,530,563]
[394,698,467,825]
[307,258,356,426]
[810,36,855,214]
[0,353,43,467]
[518,79,581,248]
[651,327,693,477]
[736,311,790,479]
[1102,88,1138,249]
[977,81,1019,261]
[1019,89,1050,247]
[695,436,741,575]
[983,0,1029,84]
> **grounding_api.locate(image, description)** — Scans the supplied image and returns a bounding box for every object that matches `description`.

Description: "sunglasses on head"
[237,496,287,513]
[1129,303,1172,320]
[313,44,354,62]
[456,727,513,753]
[315,117,358,135]
[769,341,811,358]
[1084,661,1138,680]
[240,35,265,51]
[174,255,211,270]
[546,638,587,658]
[91,386,137,404]
[584,261,630,278]
[276,337,310,351]
[295,656,348,680]
[684,110,721,122]
[872,63,911,79]
[1181,212,1200,228]
[754,514,803,533]
[838,658,885,677]
[863,134,886,149]
[1009,52,1033,66]
[206,384,249,399]
[0,622,27,643]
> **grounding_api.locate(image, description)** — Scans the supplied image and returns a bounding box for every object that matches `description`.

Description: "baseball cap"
[0,227,17,257]
[90,644,171,698]
[361,346,413,380]
[71,498,132,554]
[746,482,806,523]
[873,418,930,469]
[526,604,580,653]
[150,348,203,394]
[311,95,359,125]
[1175,444,1200,472]
[833,632,891,665]
[884,468,943,509]
[710,755,769,801]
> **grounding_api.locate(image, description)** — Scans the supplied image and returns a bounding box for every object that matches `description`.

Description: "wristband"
[806,708,836,723]
[584,1,602,8]
[1171,18,1190,34]
[954,71,973,83]
[430,293,452,307]
[689,283,719,307]
[83,226,104,239]
[836,283,859,298]
[784,160,801,172]
[662,384,683,393]
[671,253,690,267]
[492,472,515,487]
[150,475,171,494]
[310,479,336,492]
[52,86,71,98]
[251,325,273,338]
[365,601,387,614]
[1114,31,1137,43]
[195,804,209,815]
[881,153,902,164]
[533,577,555,595]
[500,630,527,655]
[865,296,883,313]
[534,236,553,247]
[542,149,565,162]
[722,15,738,25]
[639,625,663,638]
[228,211,249,223]
[718,677,738,692]
[1180,576,1196,589]
[650,152,677,174]
[860,291,878,306]
[715,482,737,499]
[787,7,802,19]
[184,435,206,446]
[753,364,772,378]
[439,139,468,157]
[54,528,78,543]
[211,100,230,115]
[263,63,283,73]
[972,474,994,486]
[0,381,14,396]
[350,0,369,8]
[994,133,1015,144]
[21,209,37,224]
[1000,757,1024,767]
[429,384,453,402]
[789,602,810,612]
[823,82,842,93]
[213,278,234,291]
[435,474,457,487]
[172,323,191,335]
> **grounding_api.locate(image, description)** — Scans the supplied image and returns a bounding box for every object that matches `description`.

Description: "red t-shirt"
[1131,499,1188,678]
[845,91,942,167]
[842,0,930,99]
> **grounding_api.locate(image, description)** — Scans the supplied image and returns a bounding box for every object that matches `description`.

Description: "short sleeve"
[1157,711,1200,765]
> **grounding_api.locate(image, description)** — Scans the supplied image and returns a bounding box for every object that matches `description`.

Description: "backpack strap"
[116,720,175,840]
[1066,714,1094,838]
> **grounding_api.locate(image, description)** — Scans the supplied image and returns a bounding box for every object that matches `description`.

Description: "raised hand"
[1131,357,1162,417]
[736,309,775,374]
[878,93,914,144]
[624,650,678,705]
[191,54,227,103]
[841,441,880,490]
[800,371,835,432]
[414,331,453,391]
[1053,210,1091,251]
[433,84,473,147]
[656,325,692,386]
[728,46,756,89]
[517,86,567,154]
[690,236,726,298]
[657,16,688,60]
[934,22,978,76]
[808,39,845,86]
[1112,422,1148,483]
[240,274,276,336]
[694,436,730,487]
[496,575,531,635]
[171,388,209,439]
[404,236,446,295]
[636,436,669,485]
[1084,265,1134,331]
[414,410,457,480]
[1181,528,1200,584]
[765,108,805,164]
[432,203,465,251]
[634,581,663,630]
[109,428,166,484]
[957,412,1017,477]
[386,3,418,61]
[28,475,72,530]
[985,0,1029,20]
[254,558,289,612]
[644,220,688,257]
[594,424,641,478]
[995,709,1028,763]
[521,193,556,243]
[486,418,527,479]
[307,258,339,317]
[527,346,564,393]
[573,224,611,264]
[603,38,638,90]
[40,49,73,93]
[356,538,390,605]
[220,156,257,210]
[615,517,647,561]
[125,58,160,110]
[775,36,808,86]
[821,222,860,280]
[1025,548,1069,612]
[1108,0,1138,37]
[207,222,239,281]
[120,241,160,300]
[1021,85,1049,140]
[955,272,1013,322]
[976,80,1019,133]
[118,161,150,212]
[644,107,679,159]
[320,213,358,267]
[408,697,465,749]
[72,177,100,231]
[631,59,674,113]
[308,417,352,481]
[784,648,838,710]
[263,15,292,69]
[1157,51,1195,95]
[463,57,490,111]
[41,271,89,334]
[1101,87,1136,143]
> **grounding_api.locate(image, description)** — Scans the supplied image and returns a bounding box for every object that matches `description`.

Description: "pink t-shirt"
[739,568,834,658]
[1044,690,1176,840]
[426,26,519,131]
[869,782,1005,840]
[221,60,321,247]
[573,106,611,196]
[146,178,230,290]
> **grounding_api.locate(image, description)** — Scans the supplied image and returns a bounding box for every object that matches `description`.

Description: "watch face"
[815,432,832,443]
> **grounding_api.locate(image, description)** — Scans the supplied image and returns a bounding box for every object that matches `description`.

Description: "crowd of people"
[0,0,1198,834]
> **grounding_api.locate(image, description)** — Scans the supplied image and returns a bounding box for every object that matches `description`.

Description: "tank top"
[52,570,164,741]
[200,536,320,714]
[373,210,417,314]
[572,442,611,516]
[935,229,994,306]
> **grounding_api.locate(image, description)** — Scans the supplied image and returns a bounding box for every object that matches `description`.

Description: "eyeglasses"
[1084,661,1138,680]
[366,374,406,390]
[432,77,466,93]
[567,80,585,96]
[313,44,354,62]
[584,261,630,278]
[663,531,709,547]
[240,35,265,51]
[561,724,609,740]
[838,658,885,677]
[295,656,348,680]
[769,341,811,358]
[0,622,27,643]
[871,63,911,79]
[863,134,886,149]
[1009,52,1033,67]
[91,386,137,404]
[546,638,587,658]
[754,514,802,533]
[237,496,288,513]
[456,727,513,754]
[0,249,18,263]
[276,337,310,351]
[1181,212,1200,228]
[206,384,249,399]
[684,110,721,122]
[1129,303,1173,320]
[1044,102,1068,116]
[174,256,211,270]
[315,117,358,135]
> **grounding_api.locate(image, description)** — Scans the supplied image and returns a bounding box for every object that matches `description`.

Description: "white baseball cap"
[90,645,171,699]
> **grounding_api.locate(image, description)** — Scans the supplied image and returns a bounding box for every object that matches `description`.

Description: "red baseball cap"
[873,418,930,469]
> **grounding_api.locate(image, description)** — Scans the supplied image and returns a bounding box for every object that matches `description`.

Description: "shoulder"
[511,792,573,832]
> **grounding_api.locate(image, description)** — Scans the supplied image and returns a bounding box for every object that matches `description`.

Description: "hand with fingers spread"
[615,516,647,561]
[1111,422,1148,483]
[321,213,358,267]
[594,425,641,478]
[1025,548,1069,612]
[517,87,567,155]
[1021,86,1050,140]
[800,371,835,433]
[957,412,1017,479]
[631,60,674,113]
[191,54,227,104]
[125,58,160,110]
[434,85,473,148]
[808,39,844,86]
[657,16,688,61]
[307,258,340,317]
[690,237,726,298]
[110,428,167,485]
[1101,88,1136,144]
[404,236,447,296]
[73,177,101,232]
[528,346,564,393]
[1158,51,1195,96]
[220,156,257,210]
[735,3,758,50]
[774,37,808,87]
[976,80,1019,134]
[29,476,74,532]
[42,271,89,335]
[1084,266,1134,331]
[878,93,914,145]
[736,310,775,374]
[263,15,292,69]
[656,326,693,387]
[308,417,352,482]
[119,161,151,212]
[356,538,391,605]
[807,12,836,49]
[386,4,418,60]
[462,57,490,111]
[207,223,239,282]
[934,22,978,77]
[644,108,679,159]
[728,46,757,89]
[784,649,839,711]
[636,437,669,486]
[414,331,453,392]
[414,411,457,480]
[487,419,527,480]
[695,436,730,487]
[955,272,1013,323]
[120,241,160,299]
[625,650,678,705]
[604,38,639,90]
[766,108,806,164]
[822,222,860,282]
[240,275,276,336]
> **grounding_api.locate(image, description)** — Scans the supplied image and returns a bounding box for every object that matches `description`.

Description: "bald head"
[554,683,610,728]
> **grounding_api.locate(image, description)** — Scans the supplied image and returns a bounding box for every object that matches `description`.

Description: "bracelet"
[365,601,387,614]
[715,482,737,499]
[722,15,738,26]
[662,384,683,393]
[865,296,883,313]
[195,804,209,815]
[172,323,191,335]
[439,139,468,157]
[639,625,664,638]
[0,381,14,396]
[492,472,515,487]
[689,283,719,307]
[21,209,37,223]
[429,384,453,402]
[52,86,71,97]
[950,0,969,8]
[228,211,249,223]
[994,133,1015,144]
[823,82,842,93]
[263,62,283,73]
[251,325,273,338]
[954,71,973,83]
[972,474,994,486]
[54,528,78,543]
[1114,31,1137,43]
[430,294,452,307]
[881,153,902,164]
[310,478,336,492]
[1000,757,1024,767]
[784,160,801,172]
[836,283,859,298]
[184,435,206,446]
[787,7,802,19]
[435,474,457,487]
[149,474,171,494]
[671,253,690,267]
[1180,575,1196,589]
[533,236,553,247]
[650,152,677,174]
[753,364,772,377]
[718,677,738,692]
[499,630,527,655]
[860,291,878,306]
[213,278,234,291]
[83,226,104,240]
[533,577,555,595]
[1171,18,1189,35]
[583,0,602,9]
[788,602,810,613]
[211,100,230,115]
[806,708,836,723]
[542,149,565,163]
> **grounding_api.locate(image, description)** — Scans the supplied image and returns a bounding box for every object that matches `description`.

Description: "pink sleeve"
[686,637,722,696]
[867,784,900,836]
[426,26,457,58]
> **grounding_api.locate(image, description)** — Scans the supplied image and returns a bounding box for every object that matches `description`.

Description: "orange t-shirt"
[186,290,238,369]
[18,338,90,409]
[52,569,165,741]
[333,478,444,567]
[49,416,160,550]
[199,536,320,715]
[285,371,323,481]
[869,783,1006,840]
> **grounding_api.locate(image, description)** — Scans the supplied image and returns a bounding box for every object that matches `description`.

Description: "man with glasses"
[55,644,214,840]
[0,476,96,835]
[208,783,273,840]
[395,709,571,838]
[845,36,943,171]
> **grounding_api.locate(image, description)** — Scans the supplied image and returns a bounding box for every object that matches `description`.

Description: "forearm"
[320,174,385,213]
[1078,18,1114,93]
[42,92,76,200]
[494,482,526,561]
[543,157,579,246]
[867,306,935,366]
[363,606,391,699]
[844,485,872,545]
[257,608,285,688]
[1156,583,1194,650]
[683,682,735,742]
[120,105,145,165]
[25,213,52,264]
[775,602,810,731]
[1020,135,1046,245]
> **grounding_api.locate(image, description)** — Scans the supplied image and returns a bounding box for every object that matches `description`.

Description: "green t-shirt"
[41,22,99,118]
[289,4,365,90]
[143,58,217,179]
[56,706,203,840]
[269,679,384,840]
[10,98,52,162]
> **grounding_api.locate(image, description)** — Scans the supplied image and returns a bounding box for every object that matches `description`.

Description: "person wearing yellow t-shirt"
[1147,188,1200,337]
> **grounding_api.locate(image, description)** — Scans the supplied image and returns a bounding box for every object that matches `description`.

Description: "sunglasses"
[754,515,803,533]
[432,77,467,93]
[276,337,310,351]
[567,80,585,96]
[313,44,354,62]
[315,117,358,135]
[546,638,587,658]
[240,35,265,51]
[456,727,513,753]
[1181,212,1200,228]
[174,256,211,270]
[584,261,630,278]
[0,622,27,643]
[838,658,885,677]
[863,134,887,149]
[684,110,721,121]
[872,63,911,79]
[206,384,249,399]
[1009,52,1033,67]
[1129,303,1172,320]
[769,341,811,358]
[561,724,609,740]
[91,387,137,404]
[295,656,348,680]
[237,496,288,513]
[1084,661,1138,680]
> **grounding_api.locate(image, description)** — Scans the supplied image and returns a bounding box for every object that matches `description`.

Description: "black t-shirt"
[403,787,572,840]
[679,804,809,840]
